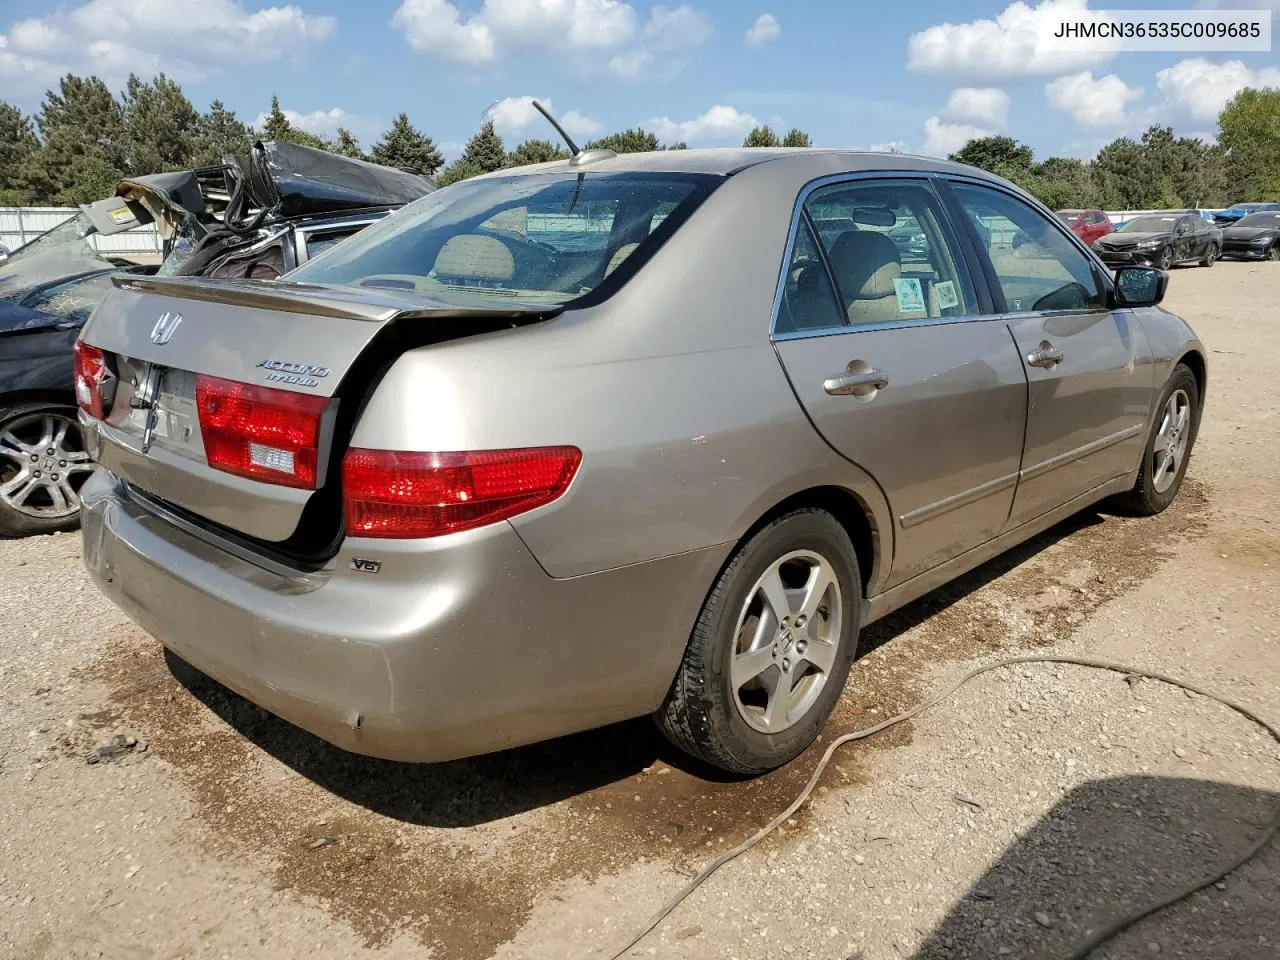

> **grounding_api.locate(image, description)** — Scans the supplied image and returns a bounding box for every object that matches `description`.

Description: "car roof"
[477,147,1016,185]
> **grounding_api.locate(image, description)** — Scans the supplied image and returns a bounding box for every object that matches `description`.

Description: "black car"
[1093,212,1222,271]
[0,140,432,537]
[1219,211,1280,261]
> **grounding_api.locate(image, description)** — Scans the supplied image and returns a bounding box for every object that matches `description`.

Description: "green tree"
[949,136,1036,182]
[435,158,482,187]
[0,102,40,204]
[1025,156,1100,210]
[120,74,201,175]
[663,141,689,150]
[334,128,366,160]
[32,74,127,204]
[743,125,781,147]
[191,99,252,166]
[586,129,660,153]
[460,120,506,174]
[505,138,571,168]
[369,113,442,175]
[1218,87,1280,201]
[258,95,331,150]
[782,128,812,148]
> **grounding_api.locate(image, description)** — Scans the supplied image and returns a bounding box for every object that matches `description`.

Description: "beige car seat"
[828,231,936,323]
[434,235,516,283]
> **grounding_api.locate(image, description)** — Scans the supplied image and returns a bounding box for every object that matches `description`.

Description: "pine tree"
[334,128,365,160]
[33,74,127,204]
[586,129,660,153]
[460,120,506,174]
[435,158,482,187]
[0,102,40,204]
[505,139,571,168]
[192,100,253,166]
[121,74,201,175]
[258,95,330,151]
[369,113,442,175]
[743,125,781,148]
[782,128,812,148]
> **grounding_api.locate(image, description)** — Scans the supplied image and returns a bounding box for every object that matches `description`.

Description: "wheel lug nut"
[51,473,59,481]
[46,448,54,455]
[795,615,807,628]
[782,658,791,671]
[796,641,807,654]
[59,460,66,467]
[33,470,41,478]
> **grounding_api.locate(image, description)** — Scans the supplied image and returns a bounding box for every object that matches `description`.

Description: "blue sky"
[1,0,1277,162]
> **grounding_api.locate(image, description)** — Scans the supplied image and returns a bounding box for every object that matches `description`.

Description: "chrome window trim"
[768,171,991,341]
[294,218,383,264]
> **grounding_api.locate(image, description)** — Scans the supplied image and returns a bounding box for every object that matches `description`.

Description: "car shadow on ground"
[164,508,1108,827]
[912,775,1279,959]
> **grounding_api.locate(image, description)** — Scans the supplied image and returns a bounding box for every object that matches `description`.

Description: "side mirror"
[1112,266,1167,308]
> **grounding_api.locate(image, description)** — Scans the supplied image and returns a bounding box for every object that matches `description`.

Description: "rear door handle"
[1026,343,1064,368]
[823,368,889,396]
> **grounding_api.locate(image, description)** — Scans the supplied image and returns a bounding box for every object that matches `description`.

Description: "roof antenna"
[494,99,616,168]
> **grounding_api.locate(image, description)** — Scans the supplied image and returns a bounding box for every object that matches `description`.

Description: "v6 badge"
[351,558,382,574]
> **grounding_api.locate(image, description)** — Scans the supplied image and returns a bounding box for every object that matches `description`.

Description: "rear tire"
[0,402,91,538]
[655,508,861,775]
[1199,244,1218,267]
[1114,364,1200,517]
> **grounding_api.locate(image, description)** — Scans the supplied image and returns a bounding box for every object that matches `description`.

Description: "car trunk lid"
[78,275,561,544]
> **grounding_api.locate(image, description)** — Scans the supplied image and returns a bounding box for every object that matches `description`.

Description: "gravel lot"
[2,262,1277,960]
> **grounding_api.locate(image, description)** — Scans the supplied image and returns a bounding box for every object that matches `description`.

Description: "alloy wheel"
[0,412,94,520]
[730,550,843,734]
[1152,389,1191,495]
[1159,248,1173,270]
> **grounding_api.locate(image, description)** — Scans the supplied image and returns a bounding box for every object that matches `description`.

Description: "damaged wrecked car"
[0,141,432,536]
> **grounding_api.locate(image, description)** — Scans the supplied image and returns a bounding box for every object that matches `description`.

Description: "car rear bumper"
[81,469,726,762]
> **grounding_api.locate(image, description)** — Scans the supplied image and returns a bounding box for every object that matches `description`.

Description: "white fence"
[0,207,162,257]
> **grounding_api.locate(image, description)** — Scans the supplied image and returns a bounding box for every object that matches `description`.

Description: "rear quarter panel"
[350,158,897,583]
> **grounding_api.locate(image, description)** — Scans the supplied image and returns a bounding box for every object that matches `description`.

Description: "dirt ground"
[2,261,1277,960]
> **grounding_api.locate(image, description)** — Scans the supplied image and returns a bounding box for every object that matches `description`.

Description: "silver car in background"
[75,149,1204,775]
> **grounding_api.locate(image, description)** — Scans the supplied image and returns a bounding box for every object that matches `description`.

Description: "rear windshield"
[286,171,720,307]
[1119,216,1177,233]
[1056,210,1082,224]
[1236,212,1280,228]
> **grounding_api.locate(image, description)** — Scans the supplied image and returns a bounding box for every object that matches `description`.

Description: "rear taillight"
[195,375,329,489]
[73,340,108,419]
[343,446,582,539]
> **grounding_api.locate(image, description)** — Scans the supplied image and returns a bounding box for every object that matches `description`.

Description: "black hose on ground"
[603,655,1280,960]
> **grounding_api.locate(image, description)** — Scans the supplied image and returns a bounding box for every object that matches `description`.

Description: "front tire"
[1269,243,1280,262]
[1115,364,1200,517]
[1200,244,1218,267]
[0,402,93,537]
[655,508,861,775]
[1158,247,1174,271]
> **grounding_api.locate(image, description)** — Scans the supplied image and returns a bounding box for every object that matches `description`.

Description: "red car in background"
[1057,209,1114,245]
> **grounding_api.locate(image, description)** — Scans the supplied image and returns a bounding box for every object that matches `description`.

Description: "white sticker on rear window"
[894,277,925,313]
[935,280,959,310]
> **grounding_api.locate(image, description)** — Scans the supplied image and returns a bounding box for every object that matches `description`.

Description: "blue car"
[1214,202,1280,226]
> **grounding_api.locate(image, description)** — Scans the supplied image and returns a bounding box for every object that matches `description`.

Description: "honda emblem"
[150,311,183,345]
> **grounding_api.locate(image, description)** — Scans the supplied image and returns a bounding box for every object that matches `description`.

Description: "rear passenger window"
[802,179,978,326]
[776,219,845,334]
[951,182,1104,313]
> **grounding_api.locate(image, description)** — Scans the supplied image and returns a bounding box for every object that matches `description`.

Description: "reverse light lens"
[73,340,108,419]
[195,375,329,489]
[343,446,582,539]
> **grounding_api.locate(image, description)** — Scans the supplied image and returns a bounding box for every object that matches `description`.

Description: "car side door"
[771,176,1029,587]
[1086,211,1111,244]
[1172,216,1195,263]
[945,179,1154,528]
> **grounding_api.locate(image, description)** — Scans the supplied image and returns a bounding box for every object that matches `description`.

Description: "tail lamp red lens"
[343,446,582,539]
[73,340,109,419]
[195,375,329,489]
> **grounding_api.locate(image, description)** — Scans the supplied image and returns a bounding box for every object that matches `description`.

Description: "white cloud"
[745,12,780,48]
[852,140,911,153]
[484,95,601,140]
[1196,0,1280,10]
[908,0,1112,81]
[253,105,350,138]
[922,116,992,157]
[1156,57,1280,122]
[0,0,334,93]
[945,87,1010,127]
[645,104,760,145]
[1046,71,1143,128]
[390,0,711,78]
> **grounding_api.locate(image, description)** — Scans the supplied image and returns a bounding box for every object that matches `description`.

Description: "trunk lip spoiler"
[110,274,567,323]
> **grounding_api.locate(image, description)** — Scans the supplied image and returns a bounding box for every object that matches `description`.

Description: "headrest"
[604,242,639,277]
[829,231,902,299]
[434,235,515,281]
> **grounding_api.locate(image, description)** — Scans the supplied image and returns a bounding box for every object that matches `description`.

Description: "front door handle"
[824,368,889,396]
[1026,343,1064,369]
